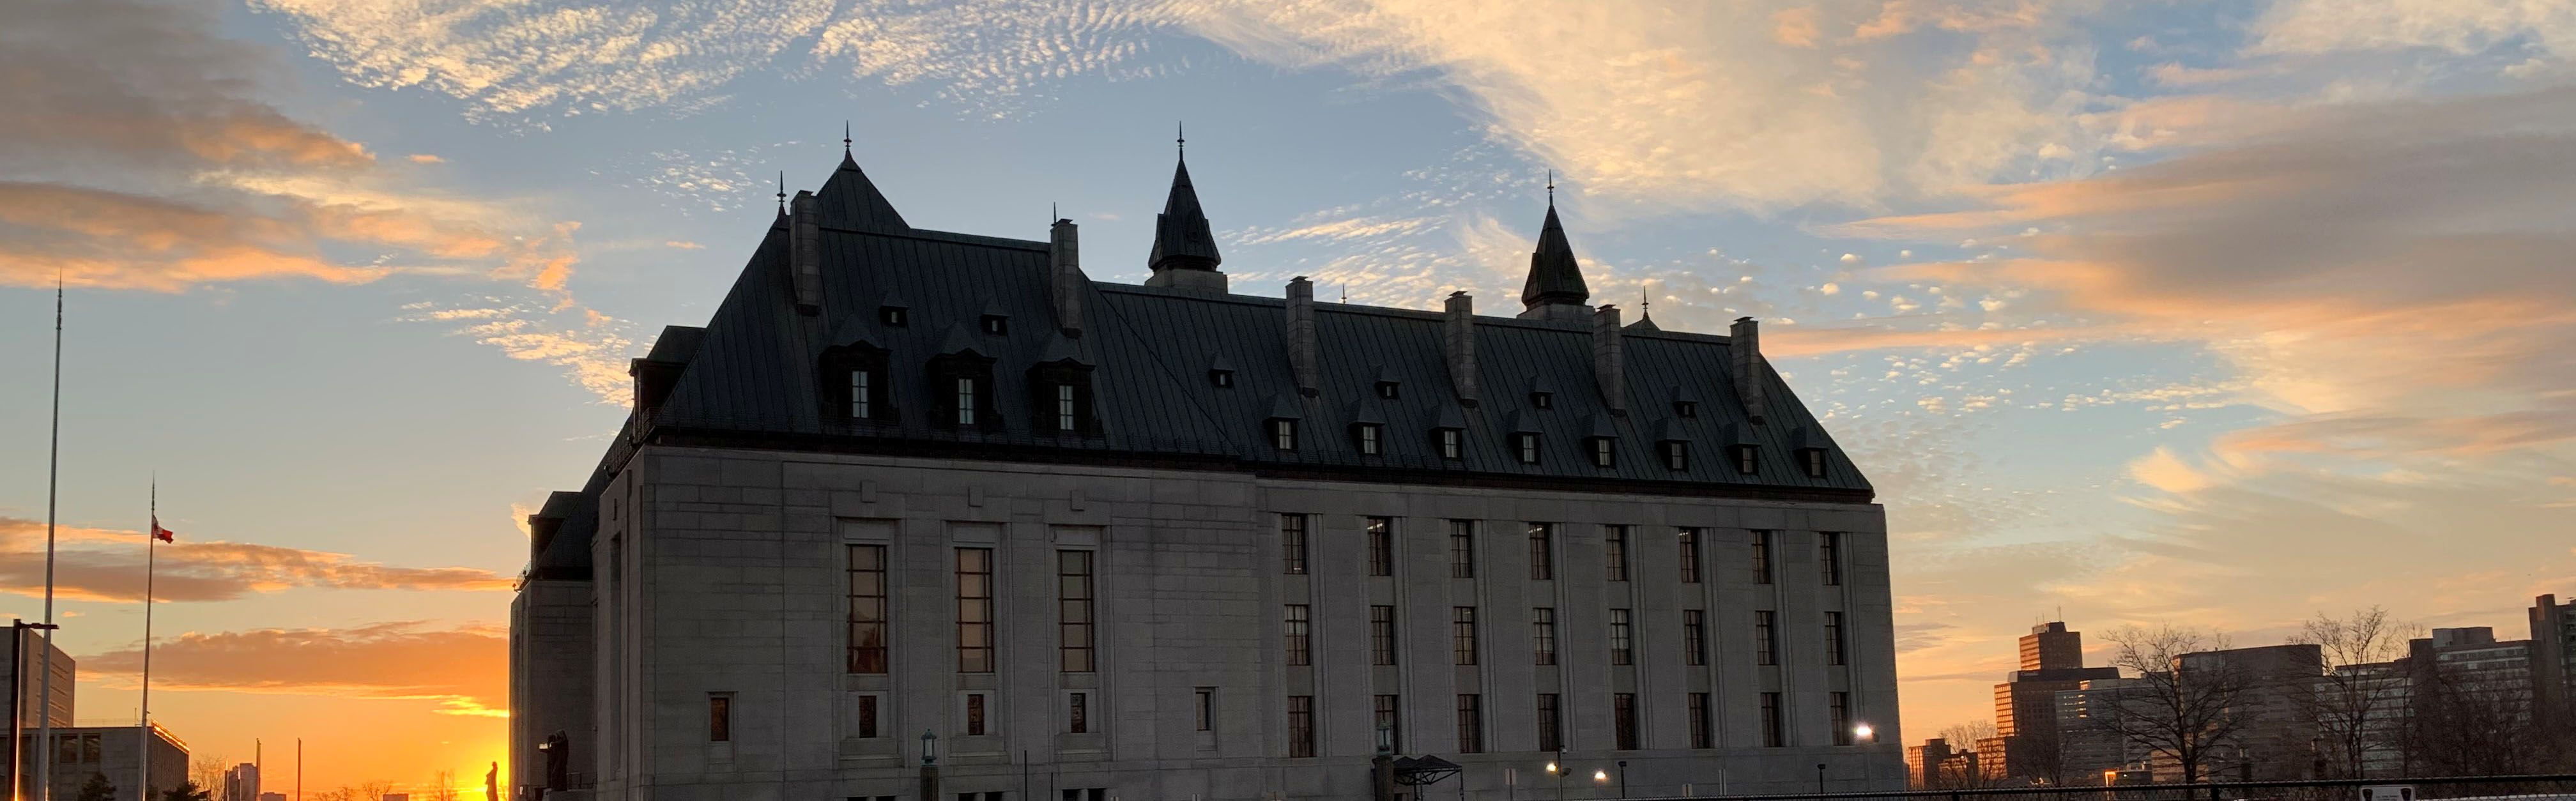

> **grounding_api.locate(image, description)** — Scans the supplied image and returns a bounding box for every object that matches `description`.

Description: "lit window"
[1210,369,1234,388]
[1527,523,1553,580]
[1733,444,1759,475]
[1590,438,1614,468]
[1662,441,1689,471]
[981,315,1008,335]
[1604,524,1628,581]
[848,545,887,673]
[1675,400,1698,418]
[1055,383,1077,432]
[880,306,908,327]
[957,548,995,672]
[1531,607,1556,665]
[1376,381,1401,399]
[1514,433,1540,464]
[954,378,977,427]
[1270,418,1300,451]
[1356,423,1383,455]
[1437,428,1462,460]
[1448,521,1475,577]
[1366,517,1393,577]
[1452,606,1478,665]
[850,370,873,419]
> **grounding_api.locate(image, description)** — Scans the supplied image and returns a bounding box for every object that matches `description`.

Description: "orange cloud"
[1772,7,1822,47]
[80,621,505,716]
[0,517,514,602]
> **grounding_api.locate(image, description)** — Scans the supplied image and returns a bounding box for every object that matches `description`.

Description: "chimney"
[790,190,822,315]
[1593,304,1625,414]
[1731,316,1766,425]
[1443,291,1479,405]
[1285,277,1319,396]
[1049,218,1085,336]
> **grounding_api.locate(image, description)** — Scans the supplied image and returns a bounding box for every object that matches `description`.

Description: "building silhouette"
[509,142,1901,801]
[1987,622,2116,783]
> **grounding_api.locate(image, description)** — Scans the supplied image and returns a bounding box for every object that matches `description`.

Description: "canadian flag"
[150,517,174,543]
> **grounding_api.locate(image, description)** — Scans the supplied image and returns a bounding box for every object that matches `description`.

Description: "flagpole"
[34,268,63,801]
[138,478,155,801]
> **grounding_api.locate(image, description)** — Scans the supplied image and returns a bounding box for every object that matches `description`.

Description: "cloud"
[663,240,704,250]
[1772,7,1823,48]
[80,621,505,717]
[408,153,445,164]
[2252,0,2576,63]
[0,517,513,603]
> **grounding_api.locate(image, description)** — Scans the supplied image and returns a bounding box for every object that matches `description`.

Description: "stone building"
[510,144,1903,801]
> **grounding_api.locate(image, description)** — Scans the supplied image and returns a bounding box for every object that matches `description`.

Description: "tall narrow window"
[1271,418,1300,450]
[956,548,995,673]
[1735,444,1759,474]
[1371,606,1398,666]
[1531,607,1558,666]
[1287,696,1316,758]
[852,369,874,419]
[1059,550,1096,672]
[1831,692,1853,745]
[1376,694,1402,753]
[1515,432,1541,464]
[848,544,888,673]
[709,694,732,742]
[1527,523,1554,580]
[1684,609,1708,666]
[1448,521,1476,578]
[1356,423,1383,455]
[1820,531,1843,585]
[1367,516,1394,577]
[1068,692,1089,733]
[1055,383,1077,432]
[1802,448,1827,478]
[1761,692,1784,747]
[1825,611,1846,666]
[1609,609,1634,666]
[1285,605,1312,666]
[967,693,989,736]
[1756,610,1779,666]
[1661,440,1689,471]
[930,354,994,430]
[1280,514,1309,575]
[1590,438,1615,468]
[1536,694,1563,752]
[1195,688,1214,731]
[1438,428,1463,460]
[1604,524,1629,581]
[857,694,880,738]
[1689,693,1712,749]
[1751,530,1774,584]
[954,377,978,427]
[1455,694,1484,754]
[1614,694,1639,750]
[1452,606,1478,665]
[1031,363,1094,434]
[1678,528,1703,583]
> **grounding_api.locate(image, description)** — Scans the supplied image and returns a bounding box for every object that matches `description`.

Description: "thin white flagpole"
[34,270,62,801]
[139,478,155,800]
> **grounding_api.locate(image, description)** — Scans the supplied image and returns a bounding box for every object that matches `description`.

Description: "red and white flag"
[150,517,174,543]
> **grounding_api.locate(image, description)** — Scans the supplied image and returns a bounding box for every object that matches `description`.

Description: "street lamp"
[921,730,939,766]
[1815,763,1827,795]
[1616,761,1628,799]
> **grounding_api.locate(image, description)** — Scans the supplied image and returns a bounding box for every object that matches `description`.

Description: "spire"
[1147,128,1223,285]
[1520,178,1590,314]
[815,139,910,231]
[843,121,852,156]
[775,171,786,216]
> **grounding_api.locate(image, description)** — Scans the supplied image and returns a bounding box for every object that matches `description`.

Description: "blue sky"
[6,0,2576,790]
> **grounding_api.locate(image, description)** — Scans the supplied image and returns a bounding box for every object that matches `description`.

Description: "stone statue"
[484,762,499,801]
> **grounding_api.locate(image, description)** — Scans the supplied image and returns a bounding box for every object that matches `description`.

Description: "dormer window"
[820,344,894,423]
[1732,444,1759,475]
[1269,418,1300,451]
[1589,438,1616,468]
[1800,448,1826,478]
[1354,423,1384,455]
[1211,370,1234,388]
[1661,441,1689,471]
[1436,428,1464,461]
[928,352,997,431]
[850,369,875,418]
[981,314,1009,335]
[1675,400,1698,418]
[1029,362,1096,435]
[880,306,909,327]
[1531,392,1554,409]
[1514,432,1541,464]
[953,377,979,426]
[1375,381,1400,400]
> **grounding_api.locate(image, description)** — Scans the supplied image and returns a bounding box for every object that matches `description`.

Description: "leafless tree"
[424,770,459,801]
[2288,607,2419,778]
[1917,721,2004,790]
[357,781,395,801]
[2403,657,2568,775]
[189,754,229,792]
[2097,624,2250,782]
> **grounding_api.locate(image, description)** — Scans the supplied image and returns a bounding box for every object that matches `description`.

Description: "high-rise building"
[221,761,262,801]
[2531,594,2576,732]
[4,626,75,801]
[2053,677,2149,783]
[509,143,1903,801]
[2174,643,2323,781]
[1988,622,2117,782]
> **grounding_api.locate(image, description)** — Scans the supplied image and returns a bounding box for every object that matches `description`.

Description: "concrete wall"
[513,577,597,796]
[575,445,1903,801]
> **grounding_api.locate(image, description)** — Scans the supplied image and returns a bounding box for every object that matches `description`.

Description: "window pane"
[1614,693,1638,750]
[1455,694,1483,754]
[1684,609,1706,666]
[1448,521,1475,577]
[1678,528,1702,583]
[1751,530,1773,584]
[1281,514,1308,574]
[1756,610,1777,666]
[1453,606,1478,665]
[1059,550,1096,672]
[1069,692,1089,734]
[1609,608,1633,666]
[848,544,889,673]
[1367,517,1393,577]
[1288,696,1315,758]
[1527,523,1553,580]
[958,548,995,673]
[1532,607,1556,666]
[1536,694,1562,752]
[1285,604,1312,666]
[710,696,731,742]
[956,377,977,425]
[1372,605,1397,666]
[1604,524,1628,581]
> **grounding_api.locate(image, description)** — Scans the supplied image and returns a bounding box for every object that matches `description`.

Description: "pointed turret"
[1518,191,1591,321]
[1146,126,1227,293]
[815,146,909,231]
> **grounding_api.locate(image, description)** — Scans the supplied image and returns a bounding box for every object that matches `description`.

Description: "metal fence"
[1642,775,2576,801]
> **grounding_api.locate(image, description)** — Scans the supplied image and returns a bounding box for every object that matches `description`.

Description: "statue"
[484,762,500,801]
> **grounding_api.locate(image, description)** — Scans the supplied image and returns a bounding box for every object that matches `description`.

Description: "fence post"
[2207,783,2220,801]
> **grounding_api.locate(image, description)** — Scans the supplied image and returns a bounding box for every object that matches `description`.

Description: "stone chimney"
[1285,277,1319,396]
[1443,291,1479,405]
[1731,316,1766,425]
[1593,304,1625,414]
[1049,218,1084,336]
[790,190,822,315]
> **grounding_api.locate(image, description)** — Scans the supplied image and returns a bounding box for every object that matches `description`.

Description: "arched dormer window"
[820,344,894,423]
[929,351,998,431]
[1028,360,1096,435]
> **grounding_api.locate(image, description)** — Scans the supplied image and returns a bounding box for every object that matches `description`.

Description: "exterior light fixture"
[1854,723,1874,742]
[1545,762,1559,774]
[1593,770,1608,783]
[921,729,939,766]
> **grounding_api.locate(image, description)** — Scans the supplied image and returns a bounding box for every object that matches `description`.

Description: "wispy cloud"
[0,517,512,603]
[80,621,506,717]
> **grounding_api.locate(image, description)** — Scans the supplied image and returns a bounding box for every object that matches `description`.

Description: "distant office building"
[2406,626,2532,722]
[37,723,188,801]
[2053,677,2149,783]
[221,762,262,801]
[2532,594,2576,731]
[4,627,75,800]
[1905,737,1977,789]
[1988,622,2118,782]
[2175,643,2322,781]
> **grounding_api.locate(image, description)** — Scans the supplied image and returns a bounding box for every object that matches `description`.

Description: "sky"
[4,0,2575,793]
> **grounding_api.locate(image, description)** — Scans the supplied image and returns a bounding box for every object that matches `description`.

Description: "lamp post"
[1814,763,1826,795]
[1615,761,1627,800]
[1545,755,1563,801]
[920,731,940,801]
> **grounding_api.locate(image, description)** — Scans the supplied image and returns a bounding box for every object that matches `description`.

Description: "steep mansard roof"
[617,156,1872,499]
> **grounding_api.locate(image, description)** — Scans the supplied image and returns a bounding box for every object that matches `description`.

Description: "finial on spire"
[1546,169,1555,205]
[776,171,786,213]
[1641,286,1650,315]
[1177,121,1186,159]
[843,121,852,155]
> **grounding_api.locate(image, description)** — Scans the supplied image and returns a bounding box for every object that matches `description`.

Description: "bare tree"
[2097,624,2251,782]
[425,770,459,801]
[357,781,395,801]
[189,754,228,792]
[2404,657,2568,776]
[1920,721,2003,790]
[2288,607,2418,778]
